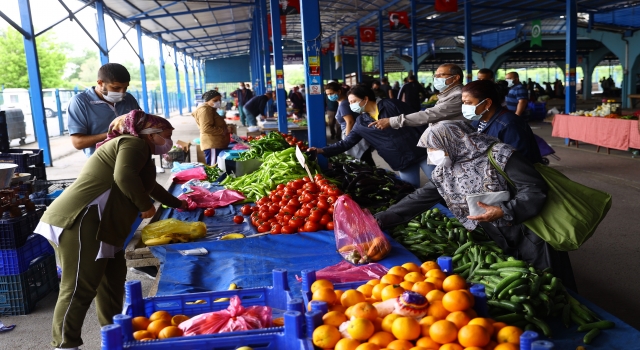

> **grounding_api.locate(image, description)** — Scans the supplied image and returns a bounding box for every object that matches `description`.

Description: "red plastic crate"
[0,234,54,275]
[0,205,46,249]
[0,254,58,316]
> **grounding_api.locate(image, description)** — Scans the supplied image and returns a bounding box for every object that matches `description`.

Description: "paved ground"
[1,115,639,349]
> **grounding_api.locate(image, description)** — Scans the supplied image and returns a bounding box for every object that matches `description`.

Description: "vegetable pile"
[236,132,294,161]
[242,174,342,234]
[203,165,223,182]
[390,208,615,344]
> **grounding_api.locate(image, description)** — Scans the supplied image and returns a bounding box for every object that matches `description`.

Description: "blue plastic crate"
[0,149,44,169]
[0,205,46,250]
[0,254,58,316]
[0,234,53,275]
[300,269,367,311]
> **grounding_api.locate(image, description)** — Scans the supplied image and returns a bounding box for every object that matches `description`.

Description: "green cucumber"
[577,321,615,332]
[525,315,552,337]
[562,303,571,328]
[475,269,501,276]
[407,222,421,228]
[452,254,463,262]
[529,275,542,297]
[488,300,522,313]
[454,241,473,255]
[493,312,525,323]
[493,272,522,296]
[510,295,529,303]
[571,303,594,322]
[498,278,529,300]
[497,267,531,274]
[571,312,589,326]
[487,275,503,285]
[453,262,472,273]
[508,284,530,296]
[583,328,601,344]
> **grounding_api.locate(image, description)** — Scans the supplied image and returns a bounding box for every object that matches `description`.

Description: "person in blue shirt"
[243,92,273,126]
[505,71,529,116]
[461,79,542,164]
[67,63,140,157]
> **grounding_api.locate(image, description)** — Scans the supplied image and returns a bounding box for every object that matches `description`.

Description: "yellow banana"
[214,283,240,302]
[220,233,245,240]
[144,236,173,246]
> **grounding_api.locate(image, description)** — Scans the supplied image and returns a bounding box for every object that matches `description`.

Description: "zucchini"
[454,241,473,255]
[525,315,552,337]
[577,321,615,332]
[498,278,529,299]
[583,328,601,344]
[474,269,501,276]
[453,262,472,273]
[497,267,531,274]
[488,300,522,313]
[493,312,525,323]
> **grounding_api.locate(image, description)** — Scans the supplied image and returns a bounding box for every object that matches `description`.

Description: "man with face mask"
[505,72,529,116]
[67,63,140,157]
[231,82,254,127]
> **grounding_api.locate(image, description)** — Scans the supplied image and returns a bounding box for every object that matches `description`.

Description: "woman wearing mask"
[324,82,375,166]
[462,80,542,164]
[35,110,188,350]
[192,90,231,166]
[375,121,576,290]
[311,85,430,188]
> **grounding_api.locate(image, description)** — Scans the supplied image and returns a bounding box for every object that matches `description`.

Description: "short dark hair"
[98,63,130,83]
[440,63,463,82]
[202,90,221,102]
[325,82,345,97]
[477,68,494,79]
[408,75,416,81]
[372,80,381,86]
[381,77,388,83]
[462,79,506,104]
[507,71,519,79]
[347,84,376,101]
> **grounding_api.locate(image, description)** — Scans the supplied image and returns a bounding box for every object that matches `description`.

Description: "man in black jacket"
[243,92,273,127]
[231,82,253,126]
[398,75,427,112]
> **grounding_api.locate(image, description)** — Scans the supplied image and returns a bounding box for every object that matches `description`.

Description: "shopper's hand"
[467,202,504,222]
[140,206,156,219]
[308,147,324,154]
[179,200,190,210]
[368,118,391,130]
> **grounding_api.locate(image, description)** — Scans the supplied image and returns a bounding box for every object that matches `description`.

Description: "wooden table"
[552,114,640,153]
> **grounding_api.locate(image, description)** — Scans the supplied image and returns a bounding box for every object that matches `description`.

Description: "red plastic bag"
[174,167,207,183]
[333,195,391,264]
[314,261,388,283]
[178,187,245,209]
[178,296,272,336]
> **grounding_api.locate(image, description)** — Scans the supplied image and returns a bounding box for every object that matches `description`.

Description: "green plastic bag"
[488,148,612,251]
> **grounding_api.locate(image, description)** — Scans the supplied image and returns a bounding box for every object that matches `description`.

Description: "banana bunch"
[214,283,240,302]
[144,233,195,246]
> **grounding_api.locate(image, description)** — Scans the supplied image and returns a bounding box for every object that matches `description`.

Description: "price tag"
[295,145,314,181]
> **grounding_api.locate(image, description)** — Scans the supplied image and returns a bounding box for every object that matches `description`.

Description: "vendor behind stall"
[375,121,576,290]
[243,91,273,127]
[192,90,230,166]
[35,111,188,350]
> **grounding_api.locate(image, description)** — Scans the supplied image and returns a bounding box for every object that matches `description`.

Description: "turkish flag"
[435,0,458,12]
[329,42,335,52]
[340,36,355,47]
[267,14,287,37]
[321,47,329,55]
[359,27,376,43]
[279,0,300,16]
[389,11,410,30]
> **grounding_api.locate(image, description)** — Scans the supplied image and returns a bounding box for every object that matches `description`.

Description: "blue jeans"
[204,148,225,166]
[238,104,246,126]
[242,106,257,126]
[397,158,434,188]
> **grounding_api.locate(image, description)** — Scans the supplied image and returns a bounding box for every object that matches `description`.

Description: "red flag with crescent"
[340,36,355,47]
[359,27,376,43]
[389,11,410,30]
[435,0,458,12]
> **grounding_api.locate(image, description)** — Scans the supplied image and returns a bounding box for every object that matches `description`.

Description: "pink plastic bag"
[334,195,391,264]
[173,167,207,183]
[178,187,245,209]
[314,261,388,283]
[178,296,272,336]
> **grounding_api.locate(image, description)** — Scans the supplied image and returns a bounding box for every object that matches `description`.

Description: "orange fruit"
[381,274,404,285]
[468,318,494,336]
[313,324,341,348]
[416,336,440,348]
[133,330,154,340]
[446,311,471,329]
[429,320,458,344]
[373,317,384,332]
[358,284,374,298]
[381,313,401,333]
[369,331,396,347]
[409,347,430,350]
[171,315,189,327]
[464,308,478,319]
[492,322,508,337]
[311,279,334,293]
[329,303,347,313]
[347,318,376,341]
[419,315,438,336]
[149,311,171,323]
[345,306,355,318]
[352,302,379,321]
[400,281,415,290]
[372,283,390,300]
[158,326,183,339]
[496,326,523,344]
[367,279,381,286]
[426,290,445,303]
[425,277,444,290]
[458,324,490,347]
[381,285,405,301]
[426,269,447,280]
[404,271,426,283]
[313,287,337,304]
[494,344,519,350]
[439,344,464,350]
[335,338,362,350]
[464,347,486,350]
[132,316,151,331]
[402,262,422,273]
[147,320,171,337]
[387,339,415,350]
[355,343,381,350]
[486,340,499,350]
[391,317,421,341]
[335,289,345,303]
[442,290,472,312]
[442,275,467,292]
[139,338,154,341]
[412,281,437,296]
[388,266,410,278]
[323,310,348,327]
[460,290,475,307]
[341,289,367,307]
[427,300,450,320]
[420,261,440,274]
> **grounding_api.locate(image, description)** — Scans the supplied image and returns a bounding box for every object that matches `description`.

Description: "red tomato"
[288,216,304,228]
[268,205,279,215]
[328,206,334,214]
[282,205,297,215]
[319,214,331,226]
[257,224,270,233]
[317,200,329,211]
[283,214,293,222]
[279,199,288,207]
[314,174,324,182]
[292,179,305,189]
[303,221,320,232]
[303,182,318,192]
[309,209,323,222]
[287,198,300,207]
[299,192,314,203]
[240,205,253,215]
[327,187,342,196]
[270,224,282,234]
[276,184,285,191]
[270,195,282,203]
[302,176,311,183]
[256,197,269,206]
[296,188,304,196]
[204,208,215,217]
[281,225,296,234]
[252,206,260,212]
[296,207,310,217]
[326,196,338,204]
[303,202,315,209]
[326,221,334,230]
[233,215,244,224]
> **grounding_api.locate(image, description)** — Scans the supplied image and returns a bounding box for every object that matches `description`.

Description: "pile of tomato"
[239,174,342,234]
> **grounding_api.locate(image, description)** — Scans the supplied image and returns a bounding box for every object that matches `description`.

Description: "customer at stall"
[312,85,430,187]
[375,121,576,289]
[231,82,253,127]
[477,68,495,81]
[397,75,428,112]
[192,90,231,166]
[325,85,340,140]
[35,110,189,350]
[505,71,529,116]
[462,80,542,164]
[324,82,375,166]
[243,91,274,126]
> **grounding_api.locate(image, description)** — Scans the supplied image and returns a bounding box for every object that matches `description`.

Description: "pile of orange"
[311,261,524,350]
[131,310,190,341]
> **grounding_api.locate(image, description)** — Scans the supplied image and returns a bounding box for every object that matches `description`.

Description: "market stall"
[552,114,640,151]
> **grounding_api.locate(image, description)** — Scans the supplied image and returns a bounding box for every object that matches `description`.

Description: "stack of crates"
[0,205,57,316]
[0,148,46,180]
[28,179,76,206]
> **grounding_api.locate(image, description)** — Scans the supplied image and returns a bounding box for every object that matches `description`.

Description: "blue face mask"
[350,99,365,113]
[327,94,339,102]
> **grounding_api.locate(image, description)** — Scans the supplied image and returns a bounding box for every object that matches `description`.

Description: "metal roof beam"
[127,0,181,20]
[0,10,31,39]
[34,0,95,37]
[192,42,249,54]
[167,30,252,45]
[471,4,566,13]
[155,18,252,35]
[129,3,252,22]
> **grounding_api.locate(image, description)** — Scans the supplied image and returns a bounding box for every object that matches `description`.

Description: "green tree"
[0,29,68,88]
[65,48,98,81]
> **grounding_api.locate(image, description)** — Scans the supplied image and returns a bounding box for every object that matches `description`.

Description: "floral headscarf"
[421,121,515,230]
[96,110,173,148]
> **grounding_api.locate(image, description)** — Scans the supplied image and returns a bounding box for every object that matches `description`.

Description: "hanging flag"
[435,0,458,12]
[359,27,376,43]
[334,33,342,70]
[267,14,287,37]
[329,42,335,52]
[389,11,410,30]
[530,20,542,47]
[279,0,300,16]
[341,36,355,47]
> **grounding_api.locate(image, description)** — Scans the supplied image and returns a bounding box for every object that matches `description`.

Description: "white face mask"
[433,75,453,91]
[428,150,452,167]
[349,99,365,113]
[153,135,174,155]
[100,85,124,103]
[461,99,488,121]
[212,101,221,108]
[506,79,514,88]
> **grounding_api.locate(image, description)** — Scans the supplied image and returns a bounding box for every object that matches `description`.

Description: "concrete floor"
[1,116,639,349]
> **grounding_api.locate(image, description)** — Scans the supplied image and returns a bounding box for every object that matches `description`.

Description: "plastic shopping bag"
[171,162,202,173]
[333,195,391,264]
[141,218,207,244]
[313,261,388,283]
[174,167,207,183]
[178,187,245,209]
[178,296,272,336]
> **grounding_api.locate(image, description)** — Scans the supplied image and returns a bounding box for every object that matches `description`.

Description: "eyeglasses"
[434,73,453,78]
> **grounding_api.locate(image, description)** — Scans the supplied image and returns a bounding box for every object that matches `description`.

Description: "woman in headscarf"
[35,110,188,350]
[192,90,230,165]
[375,121,576,290]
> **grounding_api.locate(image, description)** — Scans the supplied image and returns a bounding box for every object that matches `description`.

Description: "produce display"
[203,165,223,182]
[236,132,301,161]
[310,261,527,350]
[390,209,615,344]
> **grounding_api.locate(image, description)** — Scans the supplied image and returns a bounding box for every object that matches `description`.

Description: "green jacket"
[40,135,182,247]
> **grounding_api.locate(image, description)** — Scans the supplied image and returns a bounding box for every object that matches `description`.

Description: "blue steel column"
[95,0,109,65]
[174,46,182,115]
[184,53,192,112]
[356,25,362,82]
[300,0,327,161]
[270,0,288,133]
[379,11,385,79]
[565,0,577,113]
[260,0,272,92]
[136,22,149,112]
[192,57,199,91]
[158,38,170,118]
[341,38,346,81]
[200,60,205,90]
[55,89,64,136]
[18,0,52,165]
[411,0,418,76]
[464,0,473,83]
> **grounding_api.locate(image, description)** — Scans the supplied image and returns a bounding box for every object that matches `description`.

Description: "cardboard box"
[196,145,206,164]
